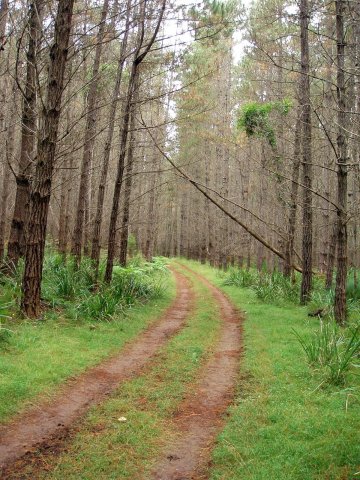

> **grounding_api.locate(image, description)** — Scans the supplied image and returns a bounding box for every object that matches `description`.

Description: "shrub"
[76,288,123,321]
[223,268,259,288]
[293,322,360,386]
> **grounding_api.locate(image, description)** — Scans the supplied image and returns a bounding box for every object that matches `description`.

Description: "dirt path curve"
[0,269,194,475]
[151,263,242,480]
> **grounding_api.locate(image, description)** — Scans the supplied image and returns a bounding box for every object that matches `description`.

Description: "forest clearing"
[0,0,360,478]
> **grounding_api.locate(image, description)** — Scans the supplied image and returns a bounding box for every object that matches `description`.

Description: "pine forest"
[0,0,359,478]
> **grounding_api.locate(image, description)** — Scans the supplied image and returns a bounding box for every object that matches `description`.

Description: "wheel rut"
[151,263,243,480]
[0,269,194,476]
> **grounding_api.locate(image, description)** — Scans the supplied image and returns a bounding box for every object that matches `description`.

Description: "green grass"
[27,263,221,479]
[0,273,175,423]
[180,260,360,480]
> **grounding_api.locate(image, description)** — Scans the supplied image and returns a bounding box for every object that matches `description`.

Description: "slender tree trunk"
[0,108,14,260]
[7,0,43,267]
[284,109,302,277]
[21,0,75,317]
[104,0,166,282]
[58,160,69,254]
[104,62,139,281]
[325,224,337,289]
[334,0,348,325]
[119,73,140,266]
[299,0,313,304]
[91,0,131,273]
[71,0,109,265]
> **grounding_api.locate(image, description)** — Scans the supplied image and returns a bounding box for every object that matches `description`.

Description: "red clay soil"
[0,269,194,476]
[151,263,243,480]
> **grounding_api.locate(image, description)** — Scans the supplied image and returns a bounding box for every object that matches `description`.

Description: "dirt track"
[151,264,242,479]
[0,269,194,476]
[0,264,243,480]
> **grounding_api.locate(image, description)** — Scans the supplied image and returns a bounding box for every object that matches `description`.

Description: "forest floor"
[0,260,359,479]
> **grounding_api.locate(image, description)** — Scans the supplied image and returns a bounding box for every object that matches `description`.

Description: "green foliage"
[255,271,299,304]
[127,233,138,258]
[0,252,168,323]
[0,323,12,345]
[223,268,260,288]
[294,322,360,386]
[237,99,292,147]
[224,266,360,316]
[42,255,95,303]
[346,270,360,300]
[224,267,299,305]
[224,264,360,388]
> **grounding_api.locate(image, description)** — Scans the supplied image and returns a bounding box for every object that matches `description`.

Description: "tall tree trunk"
[284,108,302,277]
[325,224,337,289]
[119,74,139,266]
[144,154,160,261]
[58,159,69,255]
[104,0,166,282]
[7,0,43,267]
[71,0,109,265]
[299,0,313,304]
[91,0,131,273]
[334,0,348,325]
[0,100,15,260]
[21,0,74,317]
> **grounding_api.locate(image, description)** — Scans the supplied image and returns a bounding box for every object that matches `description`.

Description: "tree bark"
[104,0,166,282]
[119,73,140,266]
[7,0,43,267]
[0,0,8,53]
[21,0,75,317]
[284,108,302,277]
[71,0,110,265]
[91,0,131,273]
[334,0,348,325]
[299,0,313,304]
[0,101,14,260]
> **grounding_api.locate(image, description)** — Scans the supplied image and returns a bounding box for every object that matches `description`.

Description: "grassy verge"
[180,260,360,480]
[0,267,175,423]
[29,263,221,479]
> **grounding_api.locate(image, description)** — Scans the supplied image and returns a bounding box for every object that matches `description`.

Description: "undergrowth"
[223,266,360,315]
[293,321,360,386]
[223,266,360,388]
[0,250,169,327]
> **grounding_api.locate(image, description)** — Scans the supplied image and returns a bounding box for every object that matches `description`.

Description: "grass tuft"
[293,321,360,386]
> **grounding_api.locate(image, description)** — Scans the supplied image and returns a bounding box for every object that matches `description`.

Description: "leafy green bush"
[42,255,95,304]
[0,322,13,345]
[237,99,292,147]
[254,271,299,304]
[346,271,360,301]
[76,288,124,321]
[223,268,259,288]
[224,268,299,305]
[293,322,360,386]
[0,252,168,322]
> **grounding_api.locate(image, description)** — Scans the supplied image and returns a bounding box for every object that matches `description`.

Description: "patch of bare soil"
[151,264,242,480]
[0,269,194,477]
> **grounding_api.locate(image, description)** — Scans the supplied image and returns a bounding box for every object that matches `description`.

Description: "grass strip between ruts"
[22,263,222,479]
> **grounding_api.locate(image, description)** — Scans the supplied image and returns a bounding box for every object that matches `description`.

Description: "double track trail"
[0,264,243,479]
[151,264,242,479]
